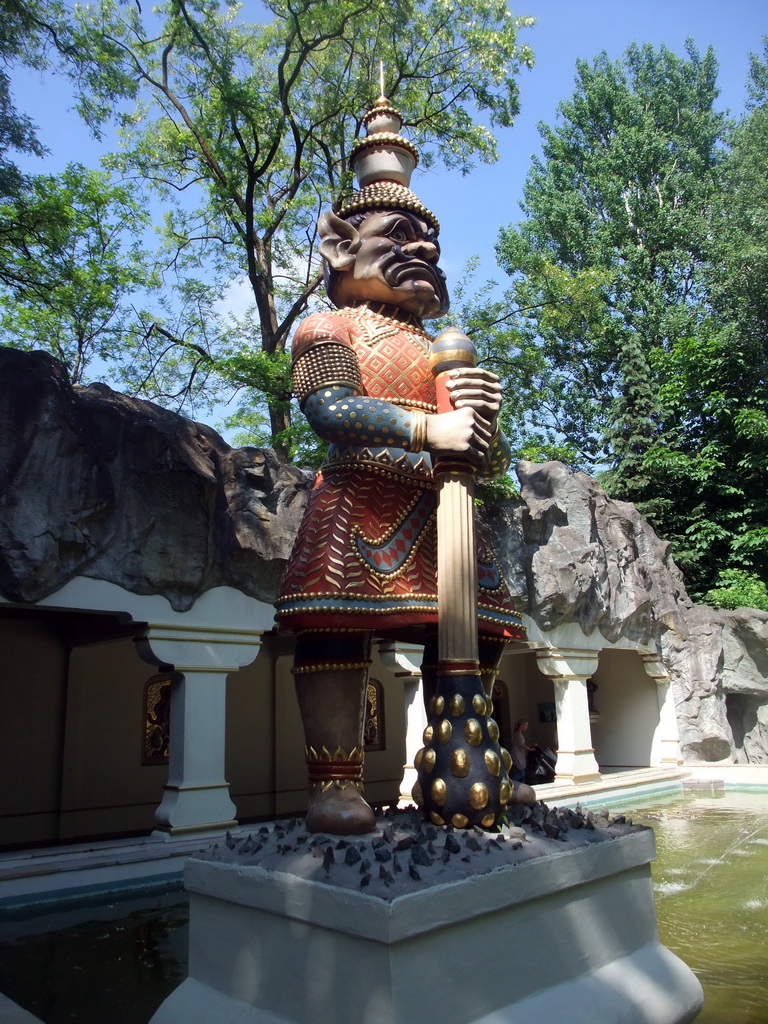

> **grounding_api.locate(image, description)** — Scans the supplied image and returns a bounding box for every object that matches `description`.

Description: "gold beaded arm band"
[293,338,428,451]
[292,342,364,404]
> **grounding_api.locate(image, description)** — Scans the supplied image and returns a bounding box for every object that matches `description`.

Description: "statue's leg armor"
[420,634,508,707]
[420,630,439,715]
[478,635,506,700]
[293,633,377,835]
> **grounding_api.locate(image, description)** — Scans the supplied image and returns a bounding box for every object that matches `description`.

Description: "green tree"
[49,0,535,458]
[0,3,161,388]
[495,41,726,474]
[641,39,768,593]
[494,38,768,598]
[430,257,596,467]
[0,1,54,195]
[704,570,768,614]
[0,1,68,268]
[0,164,155,382]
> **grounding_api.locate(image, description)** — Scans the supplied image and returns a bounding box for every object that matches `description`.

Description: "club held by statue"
[412,326,514,829]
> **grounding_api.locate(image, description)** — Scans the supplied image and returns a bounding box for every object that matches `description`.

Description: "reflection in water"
[0,790,765,1023]
[628,790,768,1024]
[0,891,188,1024]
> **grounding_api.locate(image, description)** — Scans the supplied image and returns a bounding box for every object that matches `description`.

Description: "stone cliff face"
[485,460,689,644]
[659,606,768,764]
[2,348,766,762]
[484,461,768,765]
[0,349,312,612]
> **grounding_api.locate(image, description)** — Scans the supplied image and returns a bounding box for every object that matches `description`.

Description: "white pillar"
[136,626,262,838]
[643,655,683,767]
[536,648,601,784]
[378,640,424,802]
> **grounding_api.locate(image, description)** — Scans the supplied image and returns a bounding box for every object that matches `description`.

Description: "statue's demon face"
[319,209,449,319]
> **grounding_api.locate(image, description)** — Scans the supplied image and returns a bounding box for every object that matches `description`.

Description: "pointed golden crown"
[335,89,439,233]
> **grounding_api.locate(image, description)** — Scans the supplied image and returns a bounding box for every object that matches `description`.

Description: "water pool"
[626,788,768,1024]
[0,890,188,1023]
[0,788,765,1023]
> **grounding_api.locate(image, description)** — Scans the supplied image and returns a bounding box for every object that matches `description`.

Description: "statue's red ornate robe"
[275,305,524,642]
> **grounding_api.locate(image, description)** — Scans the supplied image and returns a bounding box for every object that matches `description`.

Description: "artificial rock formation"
[1,348,766,762]
[0,348,312,612]
[484,460,768,764]
[486,460,689,644]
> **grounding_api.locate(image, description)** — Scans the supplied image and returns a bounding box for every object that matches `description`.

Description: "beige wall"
[60,636,162,839]
[363,644,408,806]
[497,647,661,771]
[0,606,663,849]
[1,611,409,848]
[497,651,559,753]
[0,616,68,847]
[227,640,278,822]
[590,649,659,768]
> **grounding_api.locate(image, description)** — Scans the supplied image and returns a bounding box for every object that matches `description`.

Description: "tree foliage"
[496,40,726,473]
[493,39,768,598]
[704,570,768,614]
[0,164,155,382]
[18,0,531,457]
[639,41,768,594]
[0,1,53,199]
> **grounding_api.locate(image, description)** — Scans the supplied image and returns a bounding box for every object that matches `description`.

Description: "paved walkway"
[0,831,223,913]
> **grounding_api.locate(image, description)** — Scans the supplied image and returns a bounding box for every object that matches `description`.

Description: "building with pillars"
[0,572,683,851]
[5,349,761,857]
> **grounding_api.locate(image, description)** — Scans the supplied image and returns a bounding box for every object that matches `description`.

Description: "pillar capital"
[137,624,263,674]
[641,653,670,684]
[535,647,599,681]
[377,639,422,679]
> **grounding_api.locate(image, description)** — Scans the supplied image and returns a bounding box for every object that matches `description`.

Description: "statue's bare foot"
[510,781,536,804]
[305,786,376,835]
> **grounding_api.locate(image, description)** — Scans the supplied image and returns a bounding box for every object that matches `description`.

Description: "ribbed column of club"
[412,327,512,829]
[436,469,478,663]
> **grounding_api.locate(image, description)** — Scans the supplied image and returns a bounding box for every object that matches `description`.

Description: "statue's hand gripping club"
[424,337,502,465]
[413,328,514,829]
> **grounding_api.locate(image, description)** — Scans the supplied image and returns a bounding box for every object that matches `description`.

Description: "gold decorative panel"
[143,675,171,765]
[364,678,385,750]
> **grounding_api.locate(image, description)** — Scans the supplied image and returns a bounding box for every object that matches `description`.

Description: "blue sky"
[418,0,768,284]
[10,0,768,390]
[15,0,767,276]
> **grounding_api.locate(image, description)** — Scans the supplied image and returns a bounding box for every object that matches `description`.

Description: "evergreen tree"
[600,329,658,500]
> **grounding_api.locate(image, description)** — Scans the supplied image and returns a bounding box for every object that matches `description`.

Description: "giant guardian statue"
[276,90,527,834]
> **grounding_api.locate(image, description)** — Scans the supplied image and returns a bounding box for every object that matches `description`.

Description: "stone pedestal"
[150,830,702,1024]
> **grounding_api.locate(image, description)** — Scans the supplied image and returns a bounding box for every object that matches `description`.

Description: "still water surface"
[0,788,765,1023]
